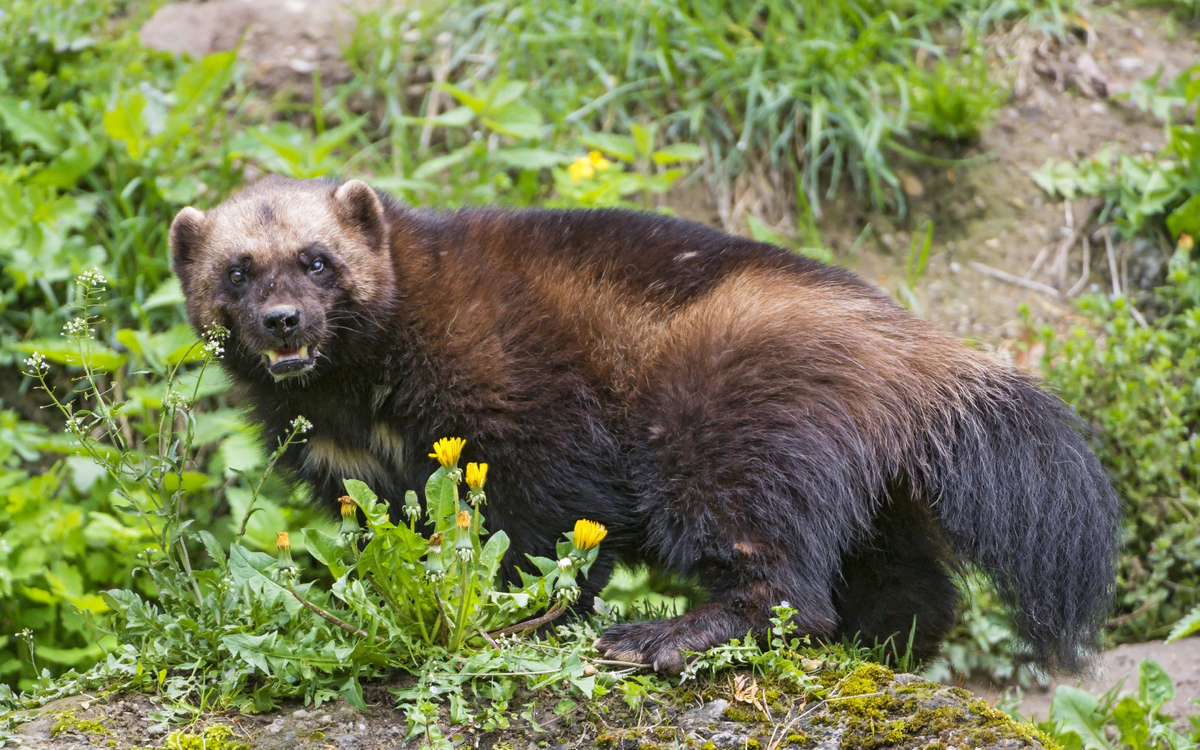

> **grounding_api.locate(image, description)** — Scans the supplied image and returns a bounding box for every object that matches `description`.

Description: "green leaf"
[162,471,211,493]
[435,82,487,113]
[413,144,478,180]
[343,478,388,526]
[1111,697,1149,750]
[9,339,128,372]
[198,530,228,569]
[578,132,636,162]
[651,143,704,165]
[171,51,237,118]
[1050,685,1116,750]
[424,467,458,532]
[478,530,510,585]
[302,527,350,578]
[227,544,302,615]
[103,90,151,160]
[1166,192,1200,240]
[1166,604,1200,643]
[1137,660,1174,710]
[312,117,367,163]
[491,148,571,170]
[483,103,543,140]
[29,138,105,188]
[631,123,656,160]
[0,96,64,153]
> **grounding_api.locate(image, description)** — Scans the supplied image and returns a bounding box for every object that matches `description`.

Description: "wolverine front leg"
[595,541,840,673]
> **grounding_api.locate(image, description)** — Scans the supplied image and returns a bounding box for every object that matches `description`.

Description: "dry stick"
[1066,234,1092,298]
[1055,200,1075,288]
[487,602,566,638]
[288,582,384,643]
[419,46,452,150]
[1105,228,1122,296]
[1024,242,1052,280]
[970,262,1062,298]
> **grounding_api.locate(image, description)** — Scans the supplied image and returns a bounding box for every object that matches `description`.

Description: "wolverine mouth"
[264,345,316,378]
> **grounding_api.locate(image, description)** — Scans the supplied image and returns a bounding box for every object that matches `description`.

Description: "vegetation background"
[2,0,1200,746]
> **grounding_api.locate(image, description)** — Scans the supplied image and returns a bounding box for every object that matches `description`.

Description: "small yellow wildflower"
[456,510,472,530]
[338,495,356,516]
[276,531,291,550]
[587,150,612,171]
[573,519,607,550]
[465,462,488,490]
[276,531,294,568]
[568,157,595,182]
[1180,233,1194,251]
[429,437,466,468]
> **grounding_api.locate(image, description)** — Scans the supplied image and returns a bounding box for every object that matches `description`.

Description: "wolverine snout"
[263,306,302,341]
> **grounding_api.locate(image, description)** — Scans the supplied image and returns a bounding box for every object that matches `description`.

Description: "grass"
[343,0,1045,223]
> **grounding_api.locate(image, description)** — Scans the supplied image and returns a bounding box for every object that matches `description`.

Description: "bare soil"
[135,0,1200,723]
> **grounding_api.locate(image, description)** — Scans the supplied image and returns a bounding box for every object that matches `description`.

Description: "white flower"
[76,269,108,288]
[290,415,313,434]
[23,352,48,374]
[164,390,191,410]
[62,317,89,337]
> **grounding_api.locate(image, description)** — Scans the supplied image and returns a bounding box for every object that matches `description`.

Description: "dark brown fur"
[170,176,1119,673]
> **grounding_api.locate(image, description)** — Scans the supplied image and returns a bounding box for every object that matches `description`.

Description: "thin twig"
[1067,234,1091,298]
[479,628,501,650]
[1105,228,1122,296]
[970,262,1062,298]
[288,582,384,643]
[1053,200,1075,288]
[487,602,566,638]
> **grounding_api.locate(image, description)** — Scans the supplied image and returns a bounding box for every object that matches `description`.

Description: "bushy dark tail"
[919,374,1120,672]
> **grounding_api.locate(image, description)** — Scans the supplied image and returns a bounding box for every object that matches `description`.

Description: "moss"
[721,703,767,723]
[745,740,761,748]
[50,711,108,737]
[596,731,619,748]
[161,725,251,750]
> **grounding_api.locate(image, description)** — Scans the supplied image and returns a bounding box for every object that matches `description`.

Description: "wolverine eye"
[229,269,246,284]
[308,258,326,275]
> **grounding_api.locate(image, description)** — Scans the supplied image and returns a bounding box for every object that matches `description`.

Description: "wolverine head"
[169,176,394,383]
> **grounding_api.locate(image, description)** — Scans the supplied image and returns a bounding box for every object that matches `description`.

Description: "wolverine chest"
[299,422,409,490]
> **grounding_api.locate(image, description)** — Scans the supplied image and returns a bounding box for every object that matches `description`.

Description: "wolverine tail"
[917,373,1119,672]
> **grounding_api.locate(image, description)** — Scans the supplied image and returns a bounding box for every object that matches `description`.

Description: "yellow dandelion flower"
[573,519,607,550]
[568,157,595,182]
[338,495,356,516]
[456,510,472,529]
[429,437,466,468]
[588,150,612,171]
[465,462,488,490]
[276,531,291,550]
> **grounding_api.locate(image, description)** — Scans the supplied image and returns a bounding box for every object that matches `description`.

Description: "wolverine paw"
[594,621,690,674]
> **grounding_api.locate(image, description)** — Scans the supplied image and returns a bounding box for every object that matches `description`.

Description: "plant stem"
[288,582,384,643]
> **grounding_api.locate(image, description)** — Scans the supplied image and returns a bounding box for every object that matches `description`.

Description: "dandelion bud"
[456,510,472,530]
[456,546,474,562]
[404,491,421,521]
[339,496,360,535]
[428,532,443,553]
[276,531,294,568]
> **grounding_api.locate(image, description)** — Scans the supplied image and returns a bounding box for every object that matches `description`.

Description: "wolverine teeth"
[267,345,311,366]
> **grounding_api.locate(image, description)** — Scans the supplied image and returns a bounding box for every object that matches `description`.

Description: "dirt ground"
[135,0,1200,724]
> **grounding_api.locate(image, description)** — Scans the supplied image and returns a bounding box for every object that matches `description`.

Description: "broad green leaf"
[1166,192,1200,240]
[1050,685,1116,750]
[1137,660,1174,710]
[491,148,570,170]
[478,530,510,585]
[651,143,705,165]
[0,96,64,153]
[424,467,458,532]
[198,530,228,568]
[29,139,105,188]
[344,478,388,525]
[162,471,211,493]
[484,103,542,140]
[171,51,237,118]
[10,339,128,372]
[302,527,351,578]
[1112,697,1149,750]
[579,132,636,162]
[227,544,302,615]
[313,116,367,162]
[487,80,528,111]
[631,123,656,160]
[103,90,150,160]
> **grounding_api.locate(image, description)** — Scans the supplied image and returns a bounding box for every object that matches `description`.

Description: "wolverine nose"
[263,307,301,339]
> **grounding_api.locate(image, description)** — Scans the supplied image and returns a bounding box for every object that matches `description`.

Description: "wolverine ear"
[169,207,209,287]
[333,179,386,251]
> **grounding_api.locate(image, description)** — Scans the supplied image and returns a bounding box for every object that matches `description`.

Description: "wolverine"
[170,176,1119,673]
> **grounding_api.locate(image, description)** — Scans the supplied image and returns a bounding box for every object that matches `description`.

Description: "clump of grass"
[347,0,1041,220]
